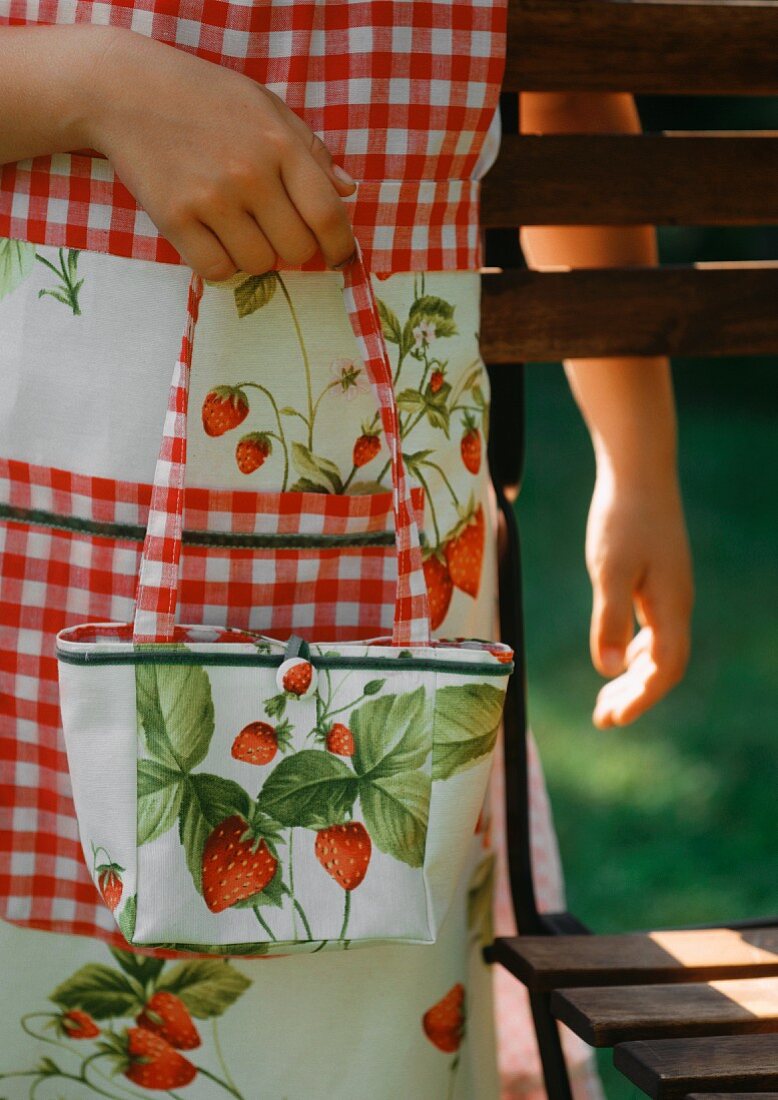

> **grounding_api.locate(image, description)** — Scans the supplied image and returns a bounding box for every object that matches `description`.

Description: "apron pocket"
[0,456,425,942]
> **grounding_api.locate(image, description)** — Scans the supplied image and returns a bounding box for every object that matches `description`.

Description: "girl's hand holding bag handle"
[55,241,514,957]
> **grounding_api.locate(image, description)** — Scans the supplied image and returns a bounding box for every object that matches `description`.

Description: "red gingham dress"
[0,4,602,1097]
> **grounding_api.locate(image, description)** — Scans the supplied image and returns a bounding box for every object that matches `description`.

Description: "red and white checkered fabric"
[134,244,432,644]
[0,0,507,273]
[0,454,424,940]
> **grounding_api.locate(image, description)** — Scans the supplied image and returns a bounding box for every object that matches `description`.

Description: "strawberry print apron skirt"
[0,240,602,1097]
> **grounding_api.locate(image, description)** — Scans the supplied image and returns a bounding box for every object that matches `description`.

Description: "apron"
[0,1,602,1095]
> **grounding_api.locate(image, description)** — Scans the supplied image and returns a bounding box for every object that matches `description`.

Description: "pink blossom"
[330,357,370,400]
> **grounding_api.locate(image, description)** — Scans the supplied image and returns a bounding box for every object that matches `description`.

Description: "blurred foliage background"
[516,95,778,1099]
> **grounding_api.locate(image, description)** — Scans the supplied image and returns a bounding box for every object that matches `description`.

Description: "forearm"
[519,92,677,483]
[0,24,116,164]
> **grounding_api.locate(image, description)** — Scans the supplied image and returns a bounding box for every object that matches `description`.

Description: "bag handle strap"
[133,240,432,647]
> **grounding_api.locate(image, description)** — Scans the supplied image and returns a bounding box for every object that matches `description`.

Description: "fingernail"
[333,164,357,189]
[331,249,357,271]
[601,647,623,676]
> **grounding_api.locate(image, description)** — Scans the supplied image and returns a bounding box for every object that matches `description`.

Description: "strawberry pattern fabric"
[0,241,602,1098]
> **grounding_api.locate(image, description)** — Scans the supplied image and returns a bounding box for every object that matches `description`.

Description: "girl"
[0,10,692,1099]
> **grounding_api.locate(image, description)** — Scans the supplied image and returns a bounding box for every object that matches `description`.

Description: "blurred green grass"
[517,358,777,1098]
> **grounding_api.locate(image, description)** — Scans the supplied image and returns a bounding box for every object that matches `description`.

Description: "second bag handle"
[132,240,432,647]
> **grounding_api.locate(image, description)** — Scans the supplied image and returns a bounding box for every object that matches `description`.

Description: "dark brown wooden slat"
[488,930,778,993]
[479,264,778,360]
[505,0,778,95]
[551,978,778,1047]
[614,1035,778,1100]
[481,134,778,227]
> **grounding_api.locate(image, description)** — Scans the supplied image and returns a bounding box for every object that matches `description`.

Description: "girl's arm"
[0,25,357,277]
[519,91,695,729]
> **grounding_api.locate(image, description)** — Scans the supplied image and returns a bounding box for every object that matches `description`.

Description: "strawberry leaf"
[257,750,357,829]
[118,895,137,943]
[467,852,495,946]
[358,770,430,868]
[376,298,402,345]
[178,774,252,895]
[49,964,140,1020]
[136,664,214,773]
[109,948,165,988]
[234,271,278,318]
[350,688,431,780]
[409,295,455,323]
[431,683,505,781]
[0,238,36,301]
[291,443,344,494]
[137,760,185,845]
[156,960,251,1018]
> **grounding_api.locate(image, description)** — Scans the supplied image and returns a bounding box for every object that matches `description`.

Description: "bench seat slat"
[489,929,778,992]
[552,977,778,1046]
[614,1035,778,1100]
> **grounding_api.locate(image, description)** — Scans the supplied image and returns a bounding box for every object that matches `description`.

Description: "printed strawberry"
[201,385,249,437]
[236,431,272,474]
[422,983,467,1053]
[282,660,313,697]
[428,368,445,395]
[231,719,292,765]
[136,992,201,1051]
[315,822,371,891]
[444,505,484,598]
[201,815,278,913]
[423,551,453,630]
[96,862,124,912]
[58,1009,100,1040]
[353,426,381,468]
[460,413,481,475]
[486,644,514,665]
[101,1028,197,1091]
[325,723,355,756]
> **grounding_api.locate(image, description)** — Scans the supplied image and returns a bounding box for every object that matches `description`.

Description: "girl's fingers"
[203,208,278,277]
[161,216,239,282]
[590,568,635,677]
[593,651,656,728]
[247,180,321,268]
[280,141,357,269]
[592,620,688,729]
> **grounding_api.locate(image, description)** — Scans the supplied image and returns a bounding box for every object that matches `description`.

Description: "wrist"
[62,25,135,153]
[594,442,680,495]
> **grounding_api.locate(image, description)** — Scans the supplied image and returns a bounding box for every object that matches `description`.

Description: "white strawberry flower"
[412,319,437,347]
[330,357,370,400]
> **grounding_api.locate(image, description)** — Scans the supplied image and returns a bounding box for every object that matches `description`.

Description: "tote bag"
[55,242,514,957]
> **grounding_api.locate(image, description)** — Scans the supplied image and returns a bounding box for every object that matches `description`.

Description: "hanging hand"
[585,462,694,728]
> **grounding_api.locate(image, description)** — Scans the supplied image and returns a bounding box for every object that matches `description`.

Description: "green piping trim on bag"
[0,501,412,549]
[55,646,514,677]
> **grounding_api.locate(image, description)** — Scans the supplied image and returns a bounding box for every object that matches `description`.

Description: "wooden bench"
[481,1,778,1095]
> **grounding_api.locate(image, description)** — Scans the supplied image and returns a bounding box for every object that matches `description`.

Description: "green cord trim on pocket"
[0,501,407,549]
[55,646,514,677]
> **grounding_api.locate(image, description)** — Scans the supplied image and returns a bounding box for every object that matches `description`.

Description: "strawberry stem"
[276,275,315,450]
[252,906,278,942]
[195,1065,247,1099]
[293,898,314,940]
[212,1018,241,1100]
[338,889,352,940]
[419,459,459,509]
[231,382,290,489]
[288,828,298,938]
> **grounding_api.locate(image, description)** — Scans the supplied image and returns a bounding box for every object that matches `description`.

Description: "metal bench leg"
[529,992,575,1100]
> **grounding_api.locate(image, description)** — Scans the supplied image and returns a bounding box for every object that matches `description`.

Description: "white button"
[276,657,317,697]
